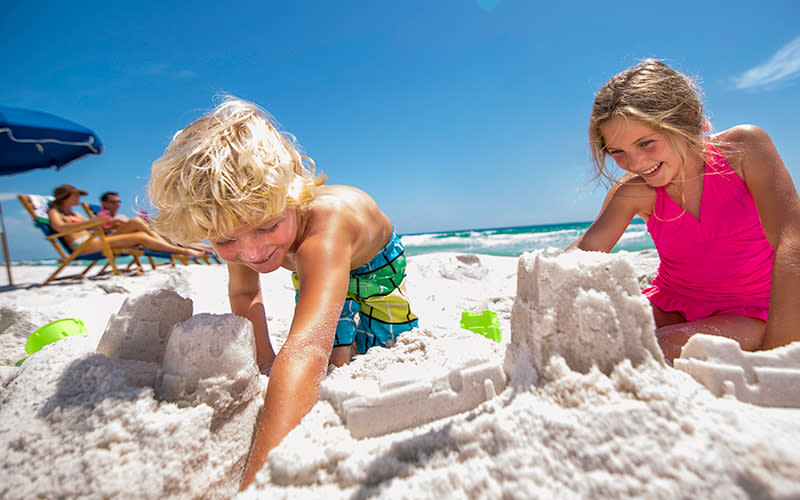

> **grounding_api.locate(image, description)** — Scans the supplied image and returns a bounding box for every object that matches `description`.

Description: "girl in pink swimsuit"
[569,59,800,363]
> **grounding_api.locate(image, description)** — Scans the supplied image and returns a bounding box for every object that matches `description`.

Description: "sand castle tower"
[506,248,663,385]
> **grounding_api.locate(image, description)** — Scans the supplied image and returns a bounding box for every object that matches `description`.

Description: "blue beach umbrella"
[0,105,104,285]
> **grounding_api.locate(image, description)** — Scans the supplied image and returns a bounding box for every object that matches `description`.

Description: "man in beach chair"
[99,191,128,220]
[18,193,146,285]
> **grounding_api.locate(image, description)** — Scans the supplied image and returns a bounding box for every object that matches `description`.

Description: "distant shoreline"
[4,219,653,264]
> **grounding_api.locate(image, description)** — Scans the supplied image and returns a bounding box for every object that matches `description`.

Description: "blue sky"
[2,0,799,262]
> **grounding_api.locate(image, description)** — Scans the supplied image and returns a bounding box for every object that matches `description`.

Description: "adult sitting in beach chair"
[99,191,128,220]
[81,201,189,270]
[46,184,206,268]
[18,191,147,286]
[89,191,222,265]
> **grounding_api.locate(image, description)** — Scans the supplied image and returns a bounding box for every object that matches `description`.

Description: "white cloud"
[733,36,800,90]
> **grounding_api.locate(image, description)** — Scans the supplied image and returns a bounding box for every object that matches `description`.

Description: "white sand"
[1,249,799,499]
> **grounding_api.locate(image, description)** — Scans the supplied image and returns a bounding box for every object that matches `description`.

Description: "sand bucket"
[460,310,501,342]
[25,318,88,355]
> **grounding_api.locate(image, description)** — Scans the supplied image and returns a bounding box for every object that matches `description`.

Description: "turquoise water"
[400,219,654,257]
[15,220,654,265]
[14,255,173,267]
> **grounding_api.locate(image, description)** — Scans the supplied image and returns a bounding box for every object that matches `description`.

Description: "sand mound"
[1,291,266,500]
[2,252,799,499]
[242,250,800,499]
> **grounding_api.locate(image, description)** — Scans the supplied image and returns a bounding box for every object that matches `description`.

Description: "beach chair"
[84,202,186,269]
[83,203,222,267]
[18,194,146,285]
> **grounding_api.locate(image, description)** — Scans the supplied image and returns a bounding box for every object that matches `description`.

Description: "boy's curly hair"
[147,96,326,244]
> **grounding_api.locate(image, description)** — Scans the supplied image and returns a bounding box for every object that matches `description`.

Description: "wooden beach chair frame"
[18,194,146,286]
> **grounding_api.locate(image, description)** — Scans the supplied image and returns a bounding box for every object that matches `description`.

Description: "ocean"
[14,219,653,266]
[400,218,654,257]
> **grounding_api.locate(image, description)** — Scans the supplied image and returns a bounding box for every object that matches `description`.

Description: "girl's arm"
[240,227,352,489]
[227,263,275,369]
[568,175,653,252]
[731,125,800,349]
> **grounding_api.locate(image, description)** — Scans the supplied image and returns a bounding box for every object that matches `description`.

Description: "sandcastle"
[506,248,663,385]
[322,249,668,439]
[321,331,507,439]
[675,334,800,408]
[93,291,267,496]
[96,289,193,363]
[506,248,800,409]
[155,313,267,420]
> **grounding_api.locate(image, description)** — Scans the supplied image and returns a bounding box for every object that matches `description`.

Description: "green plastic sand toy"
[16,318,89,365]
[26,318,88,354]
[460,310,501,342]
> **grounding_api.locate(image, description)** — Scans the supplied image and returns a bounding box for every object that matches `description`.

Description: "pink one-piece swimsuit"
[643,146,773,322]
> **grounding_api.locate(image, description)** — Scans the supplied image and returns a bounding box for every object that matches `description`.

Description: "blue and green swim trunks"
[292,230,419,354]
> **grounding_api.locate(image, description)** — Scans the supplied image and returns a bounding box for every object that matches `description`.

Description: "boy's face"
[212,208,298,273]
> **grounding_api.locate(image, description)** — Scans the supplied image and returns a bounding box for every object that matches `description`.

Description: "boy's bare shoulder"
[306,185,382,222]
[301,185,392,267]
[313,185,372,204]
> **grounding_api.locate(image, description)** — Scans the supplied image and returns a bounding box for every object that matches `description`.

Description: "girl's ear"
[701,120,711,133]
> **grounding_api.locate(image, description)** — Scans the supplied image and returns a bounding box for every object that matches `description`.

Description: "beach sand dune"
[1,249,799,499]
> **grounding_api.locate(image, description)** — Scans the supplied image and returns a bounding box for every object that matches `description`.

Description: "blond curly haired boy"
[148,96,418,488]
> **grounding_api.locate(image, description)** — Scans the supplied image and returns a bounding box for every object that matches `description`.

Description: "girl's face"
[600,117,686,187]
[212,207,298,273]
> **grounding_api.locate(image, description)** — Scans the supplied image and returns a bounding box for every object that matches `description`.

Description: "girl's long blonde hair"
[148,96,326,244]
[588,59,708,188]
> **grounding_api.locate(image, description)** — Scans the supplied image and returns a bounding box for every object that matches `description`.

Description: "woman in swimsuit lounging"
[48,184,205,260]
[568,59,800,363]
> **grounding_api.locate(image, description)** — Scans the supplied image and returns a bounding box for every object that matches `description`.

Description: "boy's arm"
[240,233,351,490]
[732,125,800,349]
[227,262,275,370]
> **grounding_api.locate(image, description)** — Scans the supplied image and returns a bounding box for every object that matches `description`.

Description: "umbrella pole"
[0,201,13,286]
